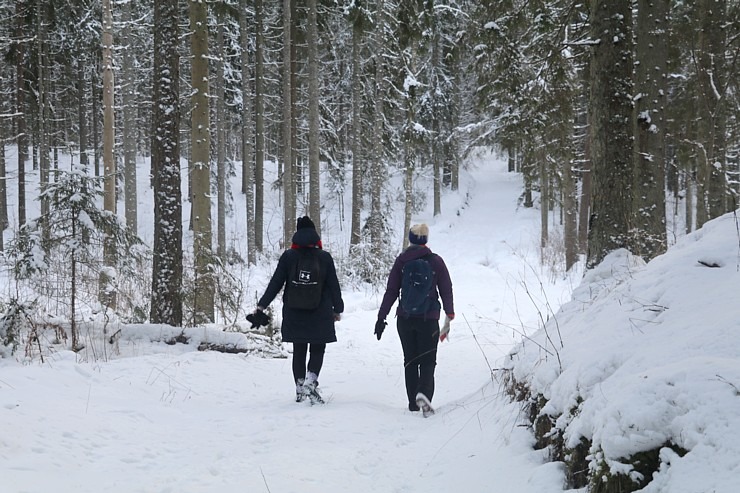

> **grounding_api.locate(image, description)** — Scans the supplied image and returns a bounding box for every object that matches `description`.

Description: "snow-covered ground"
[1,147,738,493]
[508,215,740,493]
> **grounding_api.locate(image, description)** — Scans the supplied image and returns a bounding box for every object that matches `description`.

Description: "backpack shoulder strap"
[420,252,436,268]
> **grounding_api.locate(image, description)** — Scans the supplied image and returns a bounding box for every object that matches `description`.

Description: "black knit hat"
[297,216,316,231]
[408,223,429,245]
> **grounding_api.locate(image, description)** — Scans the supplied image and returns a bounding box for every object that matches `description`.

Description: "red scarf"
[291,240,323,250]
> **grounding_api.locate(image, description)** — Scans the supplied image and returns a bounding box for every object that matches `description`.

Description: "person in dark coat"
[375,223,455,415]
[252,216,344,403]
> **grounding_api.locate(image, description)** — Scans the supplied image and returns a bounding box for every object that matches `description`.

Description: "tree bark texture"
[216,13,227,261]
[282,0,295,247]
[101,0,117,309]
[190,0,215,324]
[122,0,138,233]
[150,0,183,327]
[350,18,363,246]
[307,0,321,231]
[369,0,386,256]
[254,0,265,253]
[0,141,6,246]
[632,0,669,261]
[586,0,634,269]
[15,0,27,227]
[696,0,728,224]
[240,0,256,265]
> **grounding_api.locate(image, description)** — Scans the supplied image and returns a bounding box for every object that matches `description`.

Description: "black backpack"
[400,254,439,316]
[284,249,323,310]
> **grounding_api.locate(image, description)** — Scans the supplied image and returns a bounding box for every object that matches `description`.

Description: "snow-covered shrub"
[5,165,144,350]
[340,213,396,287]
[0,300,36,358]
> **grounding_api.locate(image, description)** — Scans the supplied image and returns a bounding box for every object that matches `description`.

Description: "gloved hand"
[247,308,271,329]
[374,319,386,340]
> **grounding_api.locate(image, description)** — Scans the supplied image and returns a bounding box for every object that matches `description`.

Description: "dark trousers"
[292,342,326,382]
[397,317,439,405]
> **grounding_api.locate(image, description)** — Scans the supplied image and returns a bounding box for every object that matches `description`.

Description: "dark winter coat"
[258,228,344,344]
[378,245,454,321]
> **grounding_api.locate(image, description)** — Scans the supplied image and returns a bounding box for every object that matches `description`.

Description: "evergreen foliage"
[5,165,144,350]
[0,0,737,332]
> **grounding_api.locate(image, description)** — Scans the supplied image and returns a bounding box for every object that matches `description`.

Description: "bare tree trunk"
[685,169,695,233]
[150,0,183,327]
[403,150,414,251]
[695,150,709,228]
[578,131,591,254]
[350,17,363,246]
[254,0,265,253]
[402,48,418,250]
[307,0,321,230]
[37,0,50,243]
[101,0,117,310]
[0,140,6,249]
[697,0,728,223]
[673,138,694,234]
[450,146,459,192]
[240,0,256,265]
[78,58,88,169]
[31,124,37,172]
[15,0,27,226]
[282,0,295,246]
[522,150,534,208]
[190,0,214,324]
[632,0,668,261]
[122,0,138,233]
[448,48,462,193]
[586,0,634,268]
[71,220,78,350]
[51,98,58,176]
[216,13,227,260]
[433,149,441,216]
[92,58,100,177]
[368,0,386,257]
[507,145,515,172]
[431,7,441,217]
[539,152,549,250]
[563,156,578,271]
[290,0,300,202]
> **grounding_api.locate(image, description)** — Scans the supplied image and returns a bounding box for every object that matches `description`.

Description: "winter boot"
[302,371,324,404]
[295,378,306,403]
[415,392,434,418]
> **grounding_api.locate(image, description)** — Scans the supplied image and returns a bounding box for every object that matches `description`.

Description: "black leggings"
[397,317,439,405]
[292,343,326,382]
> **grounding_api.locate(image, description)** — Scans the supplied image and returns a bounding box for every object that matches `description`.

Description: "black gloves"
[374,319,387,340]
[247,309,271,329]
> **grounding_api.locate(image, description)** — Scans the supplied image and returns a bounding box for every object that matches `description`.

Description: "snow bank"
[507,213,740,493]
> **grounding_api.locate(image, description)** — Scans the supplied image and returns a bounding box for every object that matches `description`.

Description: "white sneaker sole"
[415,393,435,417]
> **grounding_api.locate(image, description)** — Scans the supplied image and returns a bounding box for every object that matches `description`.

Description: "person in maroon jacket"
[375,224,455,416]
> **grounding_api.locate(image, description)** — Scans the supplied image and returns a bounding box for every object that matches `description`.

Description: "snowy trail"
[2,350,560,493]
[2,154,570,493]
